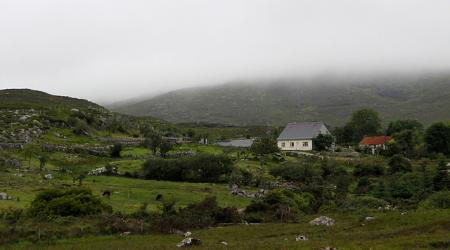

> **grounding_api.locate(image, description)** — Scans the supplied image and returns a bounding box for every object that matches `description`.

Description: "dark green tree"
[425,122,450,155]
[250,137,279,166]
[38,154,48,171]
[159,140,172,158]
[313,134,333,151]
[433,160,450,191]
[110,143,122,158]
[388,154,412,174]
[144,133,162,155]
[386,119,423,135]
[347,108,381,142]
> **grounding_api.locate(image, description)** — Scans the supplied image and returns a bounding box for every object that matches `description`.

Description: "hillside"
[0,89,103,110]
[110,73,450,126]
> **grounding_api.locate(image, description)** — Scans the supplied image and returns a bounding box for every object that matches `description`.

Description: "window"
[281,142,285,147]
[290,142,295,147]
[303,142,309,147]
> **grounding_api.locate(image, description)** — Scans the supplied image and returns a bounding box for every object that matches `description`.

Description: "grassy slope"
[0,89,102,110]
[7,210,450,250]
[111,73,450,126]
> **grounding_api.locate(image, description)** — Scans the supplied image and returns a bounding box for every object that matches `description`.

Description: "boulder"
[177,238,202,247]
[309,216,335,226]
[365,216,375,221]
[0,192,12,200]
[295,235,308,241]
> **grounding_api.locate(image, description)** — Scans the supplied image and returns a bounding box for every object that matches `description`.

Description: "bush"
[244,190,313,222]
[388,172,424,200]
[388,155,412,174]
[142,154,233,183]
[28,188,112,218]
[353,160,386,177]
[110,144,122,158]
[418,191,450,209]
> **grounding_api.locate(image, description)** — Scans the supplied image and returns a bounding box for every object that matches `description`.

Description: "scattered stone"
[177,238,202,247]
[365,216,375,221]
[220,241,228,246]
[309,216,335,226]
[295,235,308,241]
[0,192,13,200]
[401,212,407,216]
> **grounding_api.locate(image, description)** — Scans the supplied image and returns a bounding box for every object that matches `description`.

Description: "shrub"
[388,155,412,174]
[244,190,313,222]
[28,188,112,218]
[110,144,122,158]
[418,191,450,209]
[353,160,386,177]
[388,172,424,200]
[142,154,233,183]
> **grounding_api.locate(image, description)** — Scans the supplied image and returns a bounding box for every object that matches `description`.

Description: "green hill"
[111,73,450,126]
[0,89,103,110]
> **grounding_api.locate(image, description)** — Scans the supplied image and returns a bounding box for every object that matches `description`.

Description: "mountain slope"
[0,89,103,110]
[111,73,450,126]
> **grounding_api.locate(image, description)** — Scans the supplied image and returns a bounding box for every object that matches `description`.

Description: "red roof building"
[359,136,391,146]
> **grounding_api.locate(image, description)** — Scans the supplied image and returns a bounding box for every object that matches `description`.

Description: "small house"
[359,136,391,154]
[277,122,330,151]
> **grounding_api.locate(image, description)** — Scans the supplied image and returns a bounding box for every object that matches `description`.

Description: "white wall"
[277,139,313,151]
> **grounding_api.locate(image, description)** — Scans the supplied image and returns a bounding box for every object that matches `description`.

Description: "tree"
[388,154,412,174]
[387,119,423,135]
[391,129,419,157]
[347,108,381,142]
[425,122,450,155]
[433,160,450,191]
[144,133,162,155]
[38,155,48,171]
[250,137,279,166]
[313,134,333,151]
[159,140,172,158]
[186,129,195,139]
[110,143,122,158]
[22,143,40,168]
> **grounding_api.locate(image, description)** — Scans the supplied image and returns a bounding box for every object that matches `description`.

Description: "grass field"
[0,170,251,213]
[5,210,450,250]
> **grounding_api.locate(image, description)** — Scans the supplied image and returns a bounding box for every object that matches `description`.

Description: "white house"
[277,122,330,151]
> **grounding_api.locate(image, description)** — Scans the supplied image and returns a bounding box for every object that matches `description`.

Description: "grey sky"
[1,0,450,102]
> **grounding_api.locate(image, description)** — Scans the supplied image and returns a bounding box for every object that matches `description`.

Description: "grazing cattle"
[102,190,111,199]
[155,194,163,201]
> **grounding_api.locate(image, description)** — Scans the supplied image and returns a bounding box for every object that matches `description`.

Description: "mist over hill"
[110,73,450,126]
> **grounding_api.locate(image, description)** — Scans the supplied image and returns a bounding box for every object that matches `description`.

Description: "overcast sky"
[1,0,450,102]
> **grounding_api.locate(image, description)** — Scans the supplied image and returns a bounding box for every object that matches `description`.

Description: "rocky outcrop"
[309,216,335,226]
[229,184,267,198]
[0,157,22,168]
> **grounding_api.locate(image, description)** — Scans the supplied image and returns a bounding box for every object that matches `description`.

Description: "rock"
[295,235,308,241]
[0,192,12,200]
[320,247,338,250]
[120,231,131,236]
[44,174,53,180]
[177,238,202,247]
[184,231,192,237]
[309,216,335,226]
[365,216,375,221]
[220,241,228,246]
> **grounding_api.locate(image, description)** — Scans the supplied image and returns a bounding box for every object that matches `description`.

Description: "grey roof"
[216,139,255,148]
[277,122,328,140]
